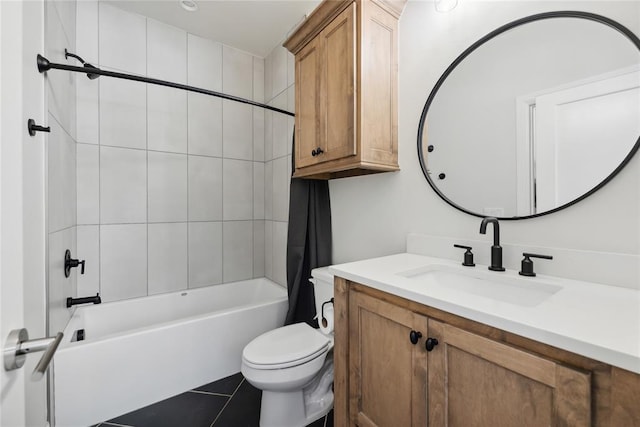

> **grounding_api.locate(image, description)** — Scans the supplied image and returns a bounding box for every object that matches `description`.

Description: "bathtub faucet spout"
[67,293,101,308]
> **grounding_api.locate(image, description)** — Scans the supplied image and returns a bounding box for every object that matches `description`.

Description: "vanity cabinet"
[427,319,590,426]
[334,278,640,427]
[284,0,405,179]
[348,291,428,426]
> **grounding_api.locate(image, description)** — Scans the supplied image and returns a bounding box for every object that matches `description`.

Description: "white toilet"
[241,267,335,427]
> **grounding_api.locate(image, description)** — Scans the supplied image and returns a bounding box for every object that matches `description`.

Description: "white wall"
[1,3,27,425]
[330,1,640,285]
[1,1,48,425]
[74,3,282,303]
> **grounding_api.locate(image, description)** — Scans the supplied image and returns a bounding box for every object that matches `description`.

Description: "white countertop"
[329,253,640,374]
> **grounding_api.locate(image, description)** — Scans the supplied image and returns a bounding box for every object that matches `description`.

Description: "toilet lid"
[243,323,330,368]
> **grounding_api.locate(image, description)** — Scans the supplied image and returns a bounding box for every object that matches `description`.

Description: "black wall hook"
[27,119,50,136]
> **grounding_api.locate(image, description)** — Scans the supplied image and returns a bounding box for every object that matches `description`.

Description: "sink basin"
[400,265,562,307]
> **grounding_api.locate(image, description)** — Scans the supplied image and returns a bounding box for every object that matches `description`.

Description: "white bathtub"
[53,278,287,427]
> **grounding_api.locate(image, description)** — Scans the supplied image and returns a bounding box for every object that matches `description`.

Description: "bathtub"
[53,278,287,427]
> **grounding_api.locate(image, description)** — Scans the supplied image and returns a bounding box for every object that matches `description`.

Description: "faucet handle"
[453,244,475,267]
[64,249,86,277]
[519,253,553,277]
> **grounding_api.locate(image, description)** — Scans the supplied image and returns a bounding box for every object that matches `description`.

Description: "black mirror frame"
[417,11,640,220]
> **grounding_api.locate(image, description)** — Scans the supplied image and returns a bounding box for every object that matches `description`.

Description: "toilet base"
[259,389,333,427]
[259,358,334,427]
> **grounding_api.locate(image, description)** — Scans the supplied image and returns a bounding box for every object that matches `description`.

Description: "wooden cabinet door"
[349,291,428,427]
[318,2,357,164]
[359,0,398,166]
[427,319,592,427]
[295,36,322,169]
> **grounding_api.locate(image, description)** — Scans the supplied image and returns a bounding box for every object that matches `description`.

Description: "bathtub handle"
[3,328,64,380]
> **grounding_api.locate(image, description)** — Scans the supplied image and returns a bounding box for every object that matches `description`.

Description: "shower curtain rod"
[36,54,295,117]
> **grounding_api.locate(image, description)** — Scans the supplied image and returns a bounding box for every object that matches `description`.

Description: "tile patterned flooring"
[95,372,334,427]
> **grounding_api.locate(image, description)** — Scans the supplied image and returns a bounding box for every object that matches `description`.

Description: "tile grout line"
[188,389,233,398]
[252,57,256,280]
[186,31,190,291]
[145,15,149,299]
[97,6,102,301]
[100,422,135,427]
[251,57,255,280]
[78,141,263,164]
[209,377,246,427]
[221,46,225,285]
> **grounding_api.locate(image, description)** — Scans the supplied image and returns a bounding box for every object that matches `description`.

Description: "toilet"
[241,267,335,427]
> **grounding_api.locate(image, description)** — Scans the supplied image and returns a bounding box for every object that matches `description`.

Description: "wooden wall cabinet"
[284,0,406,179]
[334,278,640,427]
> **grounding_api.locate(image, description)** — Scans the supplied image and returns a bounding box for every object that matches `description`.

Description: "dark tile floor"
[95,372,334,427]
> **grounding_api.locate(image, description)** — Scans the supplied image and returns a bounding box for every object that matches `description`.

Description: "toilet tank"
[310,267,334,320]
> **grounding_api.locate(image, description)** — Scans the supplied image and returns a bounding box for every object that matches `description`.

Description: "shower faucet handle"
[64,249,85,277]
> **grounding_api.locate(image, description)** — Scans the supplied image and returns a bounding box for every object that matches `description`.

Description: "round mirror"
[418,11,640,219]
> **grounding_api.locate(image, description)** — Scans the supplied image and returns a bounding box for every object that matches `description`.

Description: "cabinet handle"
[409,330,422,345]
[425,337,439,352]
[311,147,324,157]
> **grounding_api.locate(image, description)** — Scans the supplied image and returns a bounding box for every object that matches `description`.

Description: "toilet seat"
[243,345,328,370]
[243,323,330,370]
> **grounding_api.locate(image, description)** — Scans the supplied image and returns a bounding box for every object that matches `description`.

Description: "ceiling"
[104,0,322,57]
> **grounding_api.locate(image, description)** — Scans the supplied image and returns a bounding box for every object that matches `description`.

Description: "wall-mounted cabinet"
[334,278,640,427]
[284,0,406,179]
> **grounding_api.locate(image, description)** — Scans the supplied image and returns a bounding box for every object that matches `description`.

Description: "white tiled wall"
[147,152,188,223]
[74,2,290,303]
[223,159,253,220]
[77,224,99,296]
[223,221,254,282]
[47,0,78,334]
[146,20,188,154]
[99,78,146,149]
[148,222,188,295]
[100,224,147,301]
[188,156,223,221]
[47,0,77,141]
[99,146,147,223]
[264,45,295,287]
[98,4,146,74]
[223,101,254,160]
[49,226,77,335]
[188,221,223,288]
[48,116,77,233]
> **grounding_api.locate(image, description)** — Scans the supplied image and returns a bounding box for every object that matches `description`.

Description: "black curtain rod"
[36,54,295,117]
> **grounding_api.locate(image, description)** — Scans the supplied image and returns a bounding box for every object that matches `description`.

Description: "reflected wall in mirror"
[418,11,640,219]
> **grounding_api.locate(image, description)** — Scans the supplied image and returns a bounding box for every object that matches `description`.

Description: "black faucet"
[67,293,101,308]
[479,217,505,271]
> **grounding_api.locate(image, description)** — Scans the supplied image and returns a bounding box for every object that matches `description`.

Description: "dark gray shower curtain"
[284,136,332,326]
